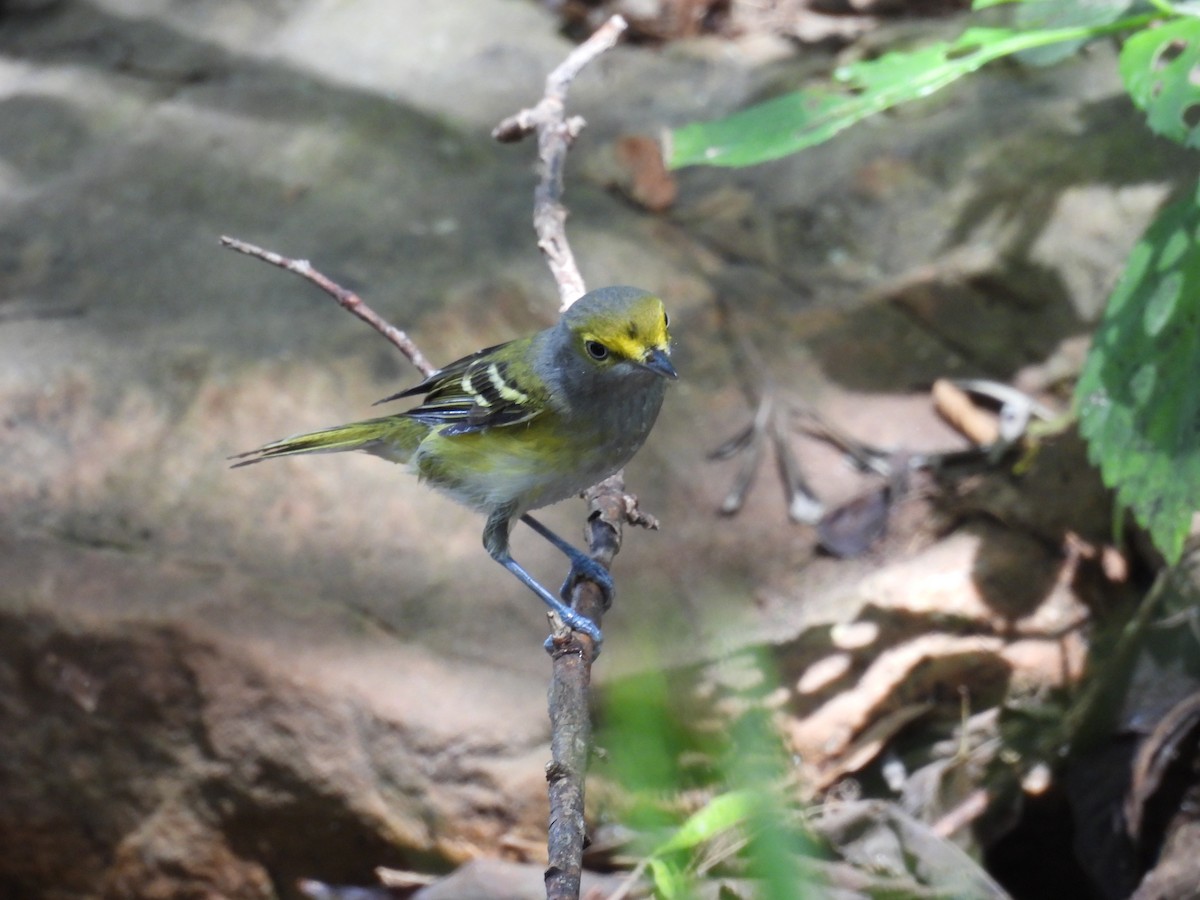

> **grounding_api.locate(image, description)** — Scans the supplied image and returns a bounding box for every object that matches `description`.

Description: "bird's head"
[560,286,677,380]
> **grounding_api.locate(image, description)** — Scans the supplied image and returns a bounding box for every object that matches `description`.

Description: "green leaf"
[1119,16,1200,148]
[666,31,997,168]
[652,790,758,856]
[646,858,687,899]
[1013,0,1137,66]
[1076,183,1200,564]
[667,18,1154,168]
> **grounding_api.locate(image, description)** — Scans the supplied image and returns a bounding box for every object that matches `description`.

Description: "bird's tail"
[230,415,425,467]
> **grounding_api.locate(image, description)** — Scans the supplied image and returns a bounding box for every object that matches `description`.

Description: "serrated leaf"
[666,21,1147,168]
[1119,17,1200,148]
[1075,184,1200,564]
[651,791,757,856]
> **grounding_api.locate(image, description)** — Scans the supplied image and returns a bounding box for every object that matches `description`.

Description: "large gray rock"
[0,0,1190,896]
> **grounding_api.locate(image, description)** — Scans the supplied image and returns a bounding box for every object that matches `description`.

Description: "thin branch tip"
[219,234,434,377]
[492,114,533,142]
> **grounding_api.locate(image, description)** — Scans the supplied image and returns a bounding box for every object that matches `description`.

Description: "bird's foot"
[559,554,615,610]
[543,609,603,655]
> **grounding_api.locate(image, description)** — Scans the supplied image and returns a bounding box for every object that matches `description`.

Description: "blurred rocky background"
[1,0,1193,897]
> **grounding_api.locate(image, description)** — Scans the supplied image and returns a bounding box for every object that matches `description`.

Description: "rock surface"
[0,0,1192,896]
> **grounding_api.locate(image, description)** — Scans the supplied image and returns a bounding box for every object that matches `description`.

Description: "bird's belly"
[412,411,653,516]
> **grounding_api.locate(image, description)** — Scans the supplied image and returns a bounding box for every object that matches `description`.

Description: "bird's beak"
[641,347,678,380]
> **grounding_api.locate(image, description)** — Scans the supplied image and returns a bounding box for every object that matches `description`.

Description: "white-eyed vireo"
[234,285,677,648]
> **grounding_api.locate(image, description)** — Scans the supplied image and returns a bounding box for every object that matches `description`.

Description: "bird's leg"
[520,514,614,610]
[483,510,603,649]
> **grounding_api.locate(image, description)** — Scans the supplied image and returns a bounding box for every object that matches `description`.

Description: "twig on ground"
[709,302,825,523]
[494,16,633,900]
[219,235,435,378]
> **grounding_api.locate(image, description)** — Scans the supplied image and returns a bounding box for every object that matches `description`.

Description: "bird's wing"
[377,338,549,436]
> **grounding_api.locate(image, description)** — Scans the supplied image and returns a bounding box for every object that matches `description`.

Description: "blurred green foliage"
[596,651,818,898]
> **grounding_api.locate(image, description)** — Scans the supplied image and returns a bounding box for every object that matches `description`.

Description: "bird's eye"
[585,340,609,360]
[663,311,670,329]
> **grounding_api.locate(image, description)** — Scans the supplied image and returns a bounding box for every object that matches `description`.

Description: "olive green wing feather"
[377,337,549,437]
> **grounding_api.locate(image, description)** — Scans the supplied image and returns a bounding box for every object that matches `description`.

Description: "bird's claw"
[543,610,604,655]
[544,555,609,656]
[559,555,615,610]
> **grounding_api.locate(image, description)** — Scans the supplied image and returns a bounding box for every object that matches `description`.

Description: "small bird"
[233,285,677,649]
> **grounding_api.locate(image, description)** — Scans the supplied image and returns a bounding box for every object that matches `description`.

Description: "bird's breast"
[415,375,666,516]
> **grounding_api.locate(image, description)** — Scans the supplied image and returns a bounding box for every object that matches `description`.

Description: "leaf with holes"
[1012,0,1138,66]
[1120,16,1200,148]
[666,29,1015,168]
[666,19,1153,168]
[1075,182,1200,564]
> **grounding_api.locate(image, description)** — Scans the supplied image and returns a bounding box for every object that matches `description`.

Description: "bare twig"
[544,473,654,897]
[219,235,436,378]
[225,16,631,899]
[493,15,628,310]
[495,16,633,900]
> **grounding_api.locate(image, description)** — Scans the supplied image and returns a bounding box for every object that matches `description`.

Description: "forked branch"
[222,15,634,900]
[493,15,633,900]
